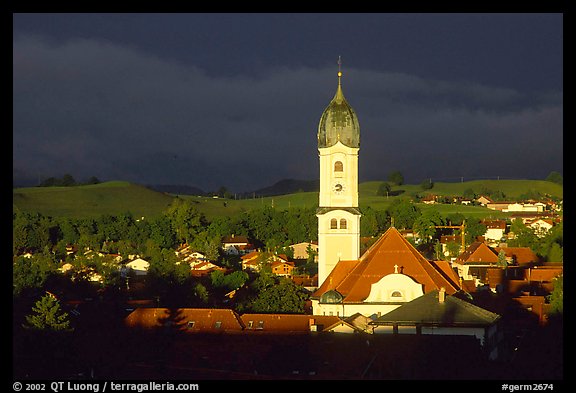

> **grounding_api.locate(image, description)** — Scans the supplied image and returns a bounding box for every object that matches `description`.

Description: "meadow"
[13,179,563,220]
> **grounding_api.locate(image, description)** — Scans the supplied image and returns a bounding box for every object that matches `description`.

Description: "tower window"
[340,219,347,229]
[334,161,343,172]
[330,219,338,229]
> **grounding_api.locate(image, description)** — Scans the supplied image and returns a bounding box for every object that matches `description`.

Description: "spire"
[334,56,345,103]
[317,56,360,148]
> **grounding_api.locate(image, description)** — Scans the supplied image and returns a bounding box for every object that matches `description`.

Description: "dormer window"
[391,291,403,298]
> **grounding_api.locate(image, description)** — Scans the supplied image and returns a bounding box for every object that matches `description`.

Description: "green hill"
[13,181,175,219]
[13,179,563,220]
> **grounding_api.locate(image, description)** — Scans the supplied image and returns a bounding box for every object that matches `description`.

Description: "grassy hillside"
[13,179,563,220]
[13,181,175,219]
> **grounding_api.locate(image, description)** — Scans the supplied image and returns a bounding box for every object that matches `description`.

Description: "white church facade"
[312,65,462,318]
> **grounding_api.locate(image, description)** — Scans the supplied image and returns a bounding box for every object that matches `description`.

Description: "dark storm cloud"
[13,25,562,192]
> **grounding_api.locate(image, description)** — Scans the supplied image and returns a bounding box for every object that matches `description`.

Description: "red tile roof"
[124,308,245,333]
[494,246,540,265]
[239,314,340,334]
[313,227,460,302]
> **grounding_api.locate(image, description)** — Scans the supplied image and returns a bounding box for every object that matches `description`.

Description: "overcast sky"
[13,13,563,193]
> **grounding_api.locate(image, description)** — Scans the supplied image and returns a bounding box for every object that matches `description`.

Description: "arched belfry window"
[340,219,347,229]
[330,218,338,229]
[334,161,343,172]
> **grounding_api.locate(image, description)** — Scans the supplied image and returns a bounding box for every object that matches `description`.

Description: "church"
[312,64,464,318]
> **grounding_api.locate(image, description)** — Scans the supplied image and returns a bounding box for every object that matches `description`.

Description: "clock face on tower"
[333,182,346,194]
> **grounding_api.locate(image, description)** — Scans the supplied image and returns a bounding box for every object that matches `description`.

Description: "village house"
[221,234,256,255]
[369,288,502,360]
[270,260,295,277]
[125,257,150,275]
[481,219,507,246]
[290,241,318,260]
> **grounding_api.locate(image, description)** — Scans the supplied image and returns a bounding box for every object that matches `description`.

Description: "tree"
[464,218,487,246]
[165,199,207,244]
[497,249,508,268]
[387,198,420,229]
[413,209,444,243]
[420,178,434,190]
[545,171,563,185]
[462,188,476,200]
[547,274,563,315]
[387,170,404,186]
[61,174,76,187]
[376,182,391,197]
[249,277,309,313]
[13,250,58,297]
[23,294,72,331]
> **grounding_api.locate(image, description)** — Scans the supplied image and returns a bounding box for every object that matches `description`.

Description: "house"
[503,202,546,213]
[476,195,493,206]
[125,258,150,275]
[421,194,437,204]
[190,261,226,277]
[270,260,295,277]
[369,288,502,360]
[290,241,318,260]
[323,312,375,334]
[241,251,262,272]
[481,219,507,245]
[527,218,554,237]
[311,227,461,318]
[241,251,291,274]
[486,201,516,211]
[221,234,256,255]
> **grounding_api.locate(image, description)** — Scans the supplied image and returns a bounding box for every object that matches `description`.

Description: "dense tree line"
[13,196,563,317]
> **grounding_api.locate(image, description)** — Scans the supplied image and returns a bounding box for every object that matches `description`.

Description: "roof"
[494,246,540,265]
[455,242,499,264]
[221,235,250,244]
[371,290,501,327]
[240,314,340,334]
[317,72,360,149]
[482,219,507,229]
[124,308,245,333]
[313,227,460,302]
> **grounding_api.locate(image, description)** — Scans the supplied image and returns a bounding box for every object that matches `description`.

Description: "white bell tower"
[316,59,361,286]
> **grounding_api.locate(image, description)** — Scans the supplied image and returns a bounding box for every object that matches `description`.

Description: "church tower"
[316,60,361,286]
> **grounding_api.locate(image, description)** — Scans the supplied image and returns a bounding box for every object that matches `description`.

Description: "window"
[334,161,343,172]
[340,219,347,229]
[330,218,338,229]
[391,291,403,298]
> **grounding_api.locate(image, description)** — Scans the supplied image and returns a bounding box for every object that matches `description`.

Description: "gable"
[364,273,424,303]
[313,227,459,303]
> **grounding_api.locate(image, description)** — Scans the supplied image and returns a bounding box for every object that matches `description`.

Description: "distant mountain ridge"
[247,178,319,197]
[147,184,207,196]
[147,179,320,198]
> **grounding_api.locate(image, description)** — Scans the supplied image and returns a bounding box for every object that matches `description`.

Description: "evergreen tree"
[24,294,72,331]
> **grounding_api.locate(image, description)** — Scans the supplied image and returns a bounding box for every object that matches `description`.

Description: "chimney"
[439,287,446,303]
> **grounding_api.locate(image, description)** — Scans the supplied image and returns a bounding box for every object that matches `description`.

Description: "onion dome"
[317,67,360,148]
